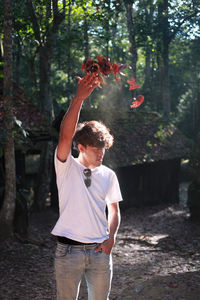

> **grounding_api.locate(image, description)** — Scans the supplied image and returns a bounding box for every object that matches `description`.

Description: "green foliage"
[154,124,173,142]
[173,37,200,139]
[146,140,153,149]
[0,0,198,144]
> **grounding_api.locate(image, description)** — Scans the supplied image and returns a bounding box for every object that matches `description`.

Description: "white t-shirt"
[51,149,123,243]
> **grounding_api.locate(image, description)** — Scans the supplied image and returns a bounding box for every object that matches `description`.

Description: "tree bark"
[27,0,65,210]
[162,37,170,120]
[83,16,89,60]
[15,36,21,86]
[144,47,151,89]
[105,19,110,59]
[34,141,53,211]
[39,46,53,121]
[158,0,171,120]
[0,0,16,238]
[123,0,138,79]
[66,0,72,100]
[143,0,153,92]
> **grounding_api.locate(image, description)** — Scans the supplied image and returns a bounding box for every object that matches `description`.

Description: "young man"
[51,73,123,300]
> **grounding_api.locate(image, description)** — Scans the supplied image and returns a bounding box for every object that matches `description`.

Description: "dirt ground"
[0,183,200,300]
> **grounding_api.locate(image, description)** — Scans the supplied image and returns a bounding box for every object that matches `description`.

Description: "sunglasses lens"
[84,178,91,187]
[83,168,91,177]
[83,168,92,187]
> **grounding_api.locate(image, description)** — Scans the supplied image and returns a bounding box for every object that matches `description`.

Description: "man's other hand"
[95,237,115,255]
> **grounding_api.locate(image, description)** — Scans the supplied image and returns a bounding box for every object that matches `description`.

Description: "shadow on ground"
[0,196,200,300]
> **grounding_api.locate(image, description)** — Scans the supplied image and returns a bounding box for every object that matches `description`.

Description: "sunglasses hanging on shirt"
[83,168,92,188]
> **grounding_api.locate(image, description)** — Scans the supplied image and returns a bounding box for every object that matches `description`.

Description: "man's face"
[78,144,105,168]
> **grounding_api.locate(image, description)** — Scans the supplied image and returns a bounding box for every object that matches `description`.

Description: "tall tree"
[141,0,154,93]
[157,0,170,120]
[156,0,199,120]
[123,0,137,78]
[26,0,66,210]
[66,0,72,97]
[0,0,16,238]
[82,4,90,60]
[26,0,66,122]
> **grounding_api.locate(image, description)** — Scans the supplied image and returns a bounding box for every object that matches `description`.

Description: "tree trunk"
[83,14,89,60]
[27,0,65,210]
[143,45,151,91]
[0,0,16,238]
[33,46,53,210]
[111,23,118,60]
[123,1,137,79]
[34,141,53,211]
[162,40,170,120]
[143,0,153,93]
[28,55,38,95]
[66,0,72,100]
[39,46,54,122]
[159,0,171,120]
[15,36,21,86]
[105,20,109,59]
[82,8,92,109]
[82,5,90,60]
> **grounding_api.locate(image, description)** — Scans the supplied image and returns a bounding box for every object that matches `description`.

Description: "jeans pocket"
[94,248,110,258]
[102,250,111,257]
[55,243,68,258]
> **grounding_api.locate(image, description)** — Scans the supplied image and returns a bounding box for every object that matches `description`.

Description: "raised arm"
[57,74,98,162]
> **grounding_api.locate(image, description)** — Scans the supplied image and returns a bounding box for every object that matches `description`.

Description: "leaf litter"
[0,183,200,299]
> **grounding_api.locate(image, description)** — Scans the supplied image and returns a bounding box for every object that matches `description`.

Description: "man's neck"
[77,155,98,169]
[77,155,90,168]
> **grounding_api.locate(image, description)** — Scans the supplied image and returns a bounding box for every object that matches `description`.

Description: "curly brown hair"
[73,120,113,150]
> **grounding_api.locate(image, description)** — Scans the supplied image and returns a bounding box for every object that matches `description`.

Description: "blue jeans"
[54,242,113,300]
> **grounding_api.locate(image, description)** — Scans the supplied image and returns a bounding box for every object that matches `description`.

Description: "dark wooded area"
[0,0,200,298]
[0,0,199,238]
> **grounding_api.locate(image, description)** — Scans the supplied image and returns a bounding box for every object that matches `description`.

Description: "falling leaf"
[80,57,144,108]
[127,77,140,90]
[131,95,144,108]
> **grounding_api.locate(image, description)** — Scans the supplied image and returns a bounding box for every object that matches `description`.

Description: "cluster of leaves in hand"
[81,56,126,84]
[80,56,144,109]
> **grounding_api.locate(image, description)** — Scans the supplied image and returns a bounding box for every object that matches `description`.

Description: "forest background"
[0,0,200,238]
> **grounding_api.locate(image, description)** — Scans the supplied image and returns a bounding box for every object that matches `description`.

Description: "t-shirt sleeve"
[54,147,72,178]
[105,172,123,204]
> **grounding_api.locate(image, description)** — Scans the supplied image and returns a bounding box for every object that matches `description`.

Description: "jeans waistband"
[57,236,99,246]
[57,241,99,251]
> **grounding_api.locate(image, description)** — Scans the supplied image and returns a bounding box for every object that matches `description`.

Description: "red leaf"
[127,77,140,90]
[97,56,112,76]
[80,58,144,110]
[81,59,100,74]
[112,62,130,82]
[112,62,120,74]
[131,95,144,108]
[115,76,121,82]
[112,63,121,81]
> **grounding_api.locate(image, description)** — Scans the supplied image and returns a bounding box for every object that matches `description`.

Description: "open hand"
[75,73,99,101]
